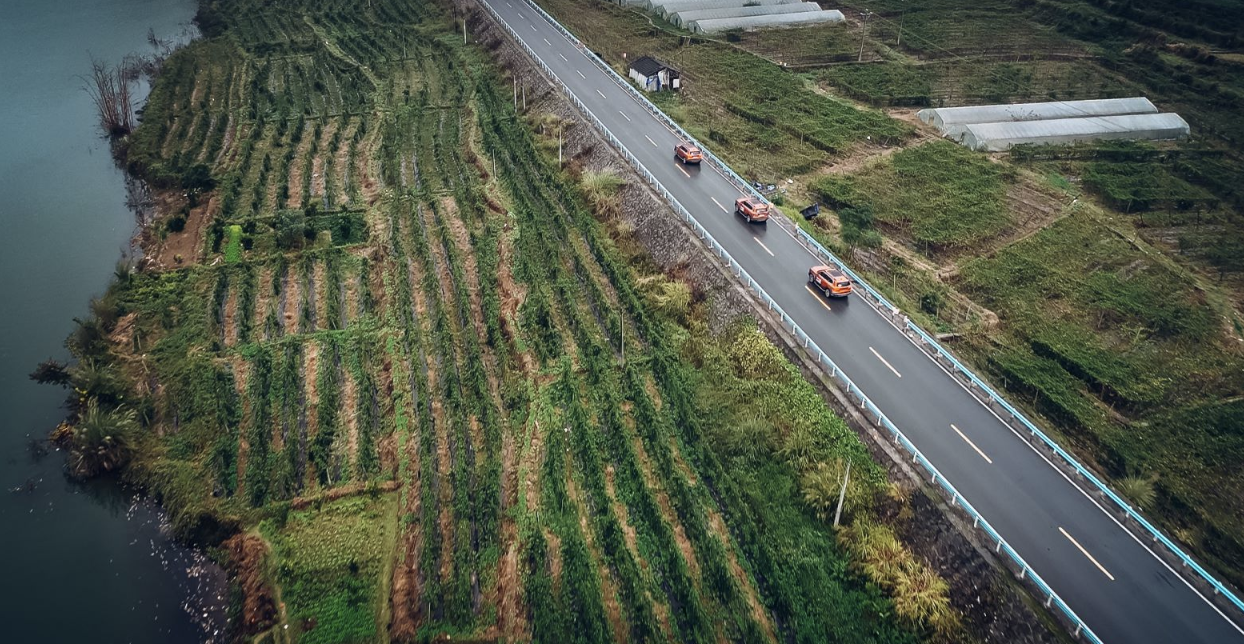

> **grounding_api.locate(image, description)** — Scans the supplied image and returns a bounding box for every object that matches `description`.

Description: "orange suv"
[674,142,703,164]
[734,196,770,223]
[808,265,852,297]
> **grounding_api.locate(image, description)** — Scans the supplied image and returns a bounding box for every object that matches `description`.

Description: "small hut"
[628,56,680,92]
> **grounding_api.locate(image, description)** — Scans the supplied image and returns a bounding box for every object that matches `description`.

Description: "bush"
[275,209,307,250]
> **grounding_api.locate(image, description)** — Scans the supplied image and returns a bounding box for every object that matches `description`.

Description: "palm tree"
[68,398,138,478]
[1116,474,1158,510]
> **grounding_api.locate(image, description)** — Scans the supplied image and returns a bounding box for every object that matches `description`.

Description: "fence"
[477,0,1244,638]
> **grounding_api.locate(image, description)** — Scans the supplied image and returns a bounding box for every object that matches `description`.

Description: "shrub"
[275,209,307,250]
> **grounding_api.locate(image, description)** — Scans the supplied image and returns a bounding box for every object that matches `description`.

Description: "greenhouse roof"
[689,9,844,33]
[917,97,1158,131]
[671,3,821,27]
[960,113,1190,152]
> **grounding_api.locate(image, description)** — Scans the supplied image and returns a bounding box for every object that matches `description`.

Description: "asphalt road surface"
[479,1,1244,641]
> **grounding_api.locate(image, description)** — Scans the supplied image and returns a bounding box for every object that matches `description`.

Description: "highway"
[477,1,1244,642]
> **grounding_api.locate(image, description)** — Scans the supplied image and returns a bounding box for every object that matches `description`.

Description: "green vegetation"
[526,0,1244,592]
[1082,162,1216,212]
[45,0,969,641]
[264,495,397,644]
[812,141,1013,251]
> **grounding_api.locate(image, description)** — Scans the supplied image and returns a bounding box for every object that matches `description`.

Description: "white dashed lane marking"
[951,424,992,464]
[1060,527,1116,581]
[870,346,902,378]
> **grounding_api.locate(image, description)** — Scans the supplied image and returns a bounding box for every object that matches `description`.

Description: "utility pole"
[522,84,526,110]
[857,11,873,63]
[558,129,563,166]
[833,462,851,527]
[513,78,517,108]
[463,19,467,45]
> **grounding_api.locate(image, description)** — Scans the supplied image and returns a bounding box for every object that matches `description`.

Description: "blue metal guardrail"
[507,0,1244,623]
[476,1,1108,641]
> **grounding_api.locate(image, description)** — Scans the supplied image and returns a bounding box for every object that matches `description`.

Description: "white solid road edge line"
[495,1,1244,632]
[869,346,902,378]
[951,423,993,465]
[1060,527,1116,581]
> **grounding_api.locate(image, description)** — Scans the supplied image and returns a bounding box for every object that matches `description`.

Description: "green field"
[48,0,972,641]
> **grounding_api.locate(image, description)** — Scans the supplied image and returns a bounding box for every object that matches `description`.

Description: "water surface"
[0,0,227,641]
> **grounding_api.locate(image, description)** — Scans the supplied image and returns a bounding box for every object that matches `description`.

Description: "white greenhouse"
[959,113,1191,151]
[917,97,1159,132]
[670,3,822,27]
[689,9,844,33]
[648,0,796,19]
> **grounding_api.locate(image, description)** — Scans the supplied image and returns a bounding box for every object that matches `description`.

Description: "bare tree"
[84,55,135,138]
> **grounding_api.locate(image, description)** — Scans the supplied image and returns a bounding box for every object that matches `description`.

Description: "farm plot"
[66,0,970,642]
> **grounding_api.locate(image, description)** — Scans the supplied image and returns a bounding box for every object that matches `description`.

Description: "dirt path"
[282,266,301,336]
[390,368,425,641]
[304,341,320,446]
[567,475,627,642]
[313,259,328,332]
[605,464,675,641]
[334,118,358,208]
[629,434,700,582]
[497,228,535,375]
[490,426,528,641]
[222,281,239,347]
[286,125,316,210]
[706,508,776,642]
[253,266,273,343]
[310,120,339,202]
[232,357,252,500]
[342,360,360,478]
[545,528,563,593]
[520,419,546,514]
[357,112,384,206]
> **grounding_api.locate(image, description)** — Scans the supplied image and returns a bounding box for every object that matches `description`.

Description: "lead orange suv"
[674,142,703,164]
[734,196,770,223]
[808,265,852,297]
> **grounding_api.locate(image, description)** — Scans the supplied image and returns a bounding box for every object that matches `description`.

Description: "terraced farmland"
[62,0,963,641]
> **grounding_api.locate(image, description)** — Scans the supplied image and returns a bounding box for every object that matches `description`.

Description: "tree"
[29,359,71,387]
[275,209,307,250]
[1206,233,1244,282]
[66,398,138,478]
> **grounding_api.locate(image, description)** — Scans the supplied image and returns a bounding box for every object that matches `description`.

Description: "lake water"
[0,0,228,641]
